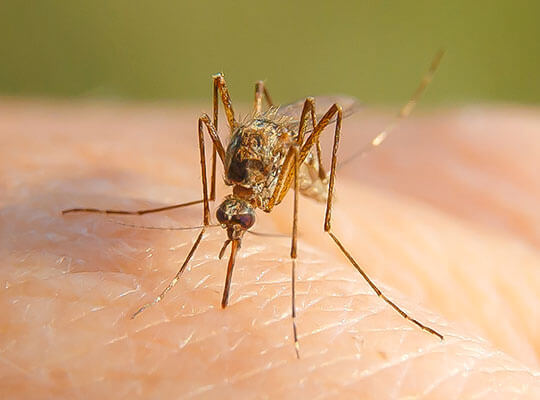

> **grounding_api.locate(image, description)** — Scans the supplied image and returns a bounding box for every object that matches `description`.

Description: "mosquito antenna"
[338,50,445,169]
[108,219,220,231]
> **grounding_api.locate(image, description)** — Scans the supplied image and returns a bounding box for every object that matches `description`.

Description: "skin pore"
[1,100,540,399]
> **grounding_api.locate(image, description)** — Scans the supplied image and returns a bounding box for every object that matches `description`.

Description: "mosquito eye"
[231,213,255,230]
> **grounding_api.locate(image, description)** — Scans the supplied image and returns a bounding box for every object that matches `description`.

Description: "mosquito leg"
[62,200,205,216]
[258,111,305,357]
[253,80,274,114]
[197,116,211,226]
[266,144,298,210]
[62,113,225,220]
[210,75,219,201]
[296,98,326,180]
[263,142,302,357]
[261,101,339,355]
[209,73,239,199]
[338,50,445,169]
[299,103,341,165]
[132,113,217,318]
[315,140,327,181]
[323,104,444,340]
[197,113,228,224]
[290,146,301,359]
[266,98,317,210]
[131,228,206,318]
[212,73,237,131]
[297,97,316,144]
[269,102,341,208]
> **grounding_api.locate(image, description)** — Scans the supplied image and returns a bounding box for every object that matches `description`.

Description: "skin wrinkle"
[105,334,129,346]
[305,309,383,339]
[314,336,452,379]
[422,365,469,398]
[335,352,535,400]
[5,243,532,397]
[228,359,289,385]
[0,356,32,377]
[392,357,412,399]
[274,296,526,394]
[402,344,477,396]
[183,383,217,399]
[233,259,407,337]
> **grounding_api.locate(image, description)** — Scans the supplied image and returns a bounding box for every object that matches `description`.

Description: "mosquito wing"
[276,95,361,131]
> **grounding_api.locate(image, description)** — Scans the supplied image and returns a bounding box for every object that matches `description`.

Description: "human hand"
[1,101,539,399]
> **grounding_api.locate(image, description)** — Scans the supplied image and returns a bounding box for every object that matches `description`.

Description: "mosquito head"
[216,196,256,240]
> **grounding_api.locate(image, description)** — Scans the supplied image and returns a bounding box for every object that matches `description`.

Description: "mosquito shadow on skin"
[1,169,210,279]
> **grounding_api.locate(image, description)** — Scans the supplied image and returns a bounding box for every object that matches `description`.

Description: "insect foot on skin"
[62,50,446,358]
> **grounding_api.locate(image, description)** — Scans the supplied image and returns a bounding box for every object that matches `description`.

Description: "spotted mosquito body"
[63,51,446,357]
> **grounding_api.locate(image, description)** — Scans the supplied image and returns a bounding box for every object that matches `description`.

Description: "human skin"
[1,100,539,399]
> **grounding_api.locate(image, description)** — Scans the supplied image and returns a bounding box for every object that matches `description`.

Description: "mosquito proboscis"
[63,50,445,358]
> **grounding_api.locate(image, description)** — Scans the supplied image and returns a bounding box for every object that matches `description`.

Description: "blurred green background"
[1,1,539,105]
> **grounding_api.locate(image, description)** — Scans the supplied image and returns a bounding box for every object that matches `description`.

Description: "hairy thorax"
[224,115,296,211]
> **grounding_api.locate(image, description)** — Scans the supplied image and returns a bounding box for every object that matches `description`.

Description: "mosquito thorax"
[216,196,256,240]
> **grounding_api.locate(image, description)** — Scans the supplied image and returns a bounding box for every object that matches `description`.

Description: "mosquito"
[63,51,445,358]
